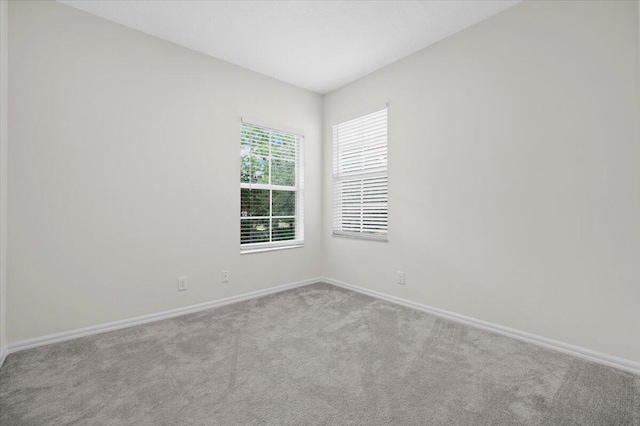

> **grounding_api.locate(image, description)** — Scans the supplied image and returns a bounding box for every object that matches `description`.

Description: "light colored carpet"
[1,282,638,425]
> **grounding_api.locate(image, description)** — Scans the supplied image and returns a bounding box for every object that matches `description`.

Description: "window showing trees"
[240,122,303,251]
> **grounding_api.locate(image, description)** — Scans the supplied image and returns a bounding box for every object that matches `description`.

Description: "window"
[332,107,388,240]
[240,120,303,252]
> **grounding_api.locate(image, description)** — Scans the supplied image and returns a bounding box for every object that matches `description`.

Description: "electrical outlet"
[222,270,229,283]
[178,276,188,291]
[397,271,405,285]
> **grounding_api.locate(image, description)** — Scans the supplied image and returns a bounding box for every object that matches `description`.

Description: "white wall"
[0,0,8,356]
[5,0,639,366]
[323,0,640,362]
[8,0,323,343]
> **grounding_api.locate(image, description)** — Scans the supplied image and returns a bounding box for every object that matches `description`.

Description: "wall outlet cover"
[178,276,188,291]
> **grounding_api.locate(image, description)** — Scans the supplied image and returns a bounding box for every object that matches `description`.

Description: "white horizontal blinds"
[295,129,304,244]
[333,107,388,239]
[240,121,303,249]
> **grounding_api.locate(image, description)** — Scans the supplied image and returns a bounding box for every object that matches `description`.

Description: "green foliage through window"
[240,122,302,248]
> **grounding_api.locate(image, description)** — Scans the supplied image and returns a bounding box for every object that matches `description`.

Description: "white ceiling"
[59,0,521,94]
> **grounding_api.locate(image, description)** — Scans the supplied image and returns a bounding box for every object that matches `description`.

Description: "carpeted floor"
[0,283,638,425]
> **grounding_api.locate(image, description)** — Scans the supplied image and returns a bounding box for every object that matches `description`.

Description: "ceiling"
[59,0,521,94]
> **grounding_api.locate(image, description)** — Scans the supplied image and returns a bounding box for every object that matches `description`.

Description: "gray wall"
[6,0,639,365]
[8,0,323,342]
[0,0,7,356]
[323,0,640,362]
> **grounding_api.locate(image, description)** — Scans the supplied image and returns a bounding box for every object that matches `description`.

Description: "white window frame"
[332,106,388,241]
[240,118,304,253]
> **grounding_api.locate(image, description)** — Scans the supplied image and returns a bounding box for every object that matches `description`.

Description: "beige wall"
[323,0,640,362]
[8,0,323,342]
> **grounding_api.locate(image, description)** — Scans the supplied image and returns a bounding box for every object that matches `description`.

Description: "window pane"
[242,125,270,157]
[271,132,296,160]
[240,151,252,183]
[241,189,270,217]
[271,159,295,186]
[240,154,270,184]
[272,190,295,216]
[241,218,270,244]
[240,127,252,155]
[240,122,303,250]
[272,218,295,241]
[253,156,270,184]
[241,123,271,184]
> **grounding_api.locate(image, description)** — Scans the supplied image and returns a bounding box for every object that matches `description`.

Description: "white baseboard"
[2,277,319,362]
[321,277,640,375]
[2,276,638,375]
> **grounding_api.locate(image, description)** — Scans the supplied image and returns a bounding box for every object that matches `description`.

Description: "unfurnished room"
[0,0,638,425]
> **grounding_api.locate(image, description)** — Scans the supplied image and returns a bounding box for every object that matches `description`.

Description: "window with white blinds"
[240,120,304,252]
[332,107,388,240]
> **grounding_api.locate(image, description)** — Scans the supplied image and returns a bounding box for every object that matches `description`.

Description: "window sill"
[331,232,388,242]
[240,243,304,255]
